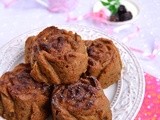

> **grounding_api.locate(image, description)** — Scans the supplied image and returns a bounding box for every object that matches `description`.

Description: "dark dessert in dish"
[110,5,133,22]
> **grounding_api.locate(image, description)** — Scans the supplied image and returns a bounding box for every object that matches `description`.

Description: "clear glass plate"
[0,25,145,120]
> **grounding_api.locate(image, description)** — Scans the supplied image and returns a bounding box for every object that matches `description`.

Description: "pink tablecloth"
[136,73,160,120]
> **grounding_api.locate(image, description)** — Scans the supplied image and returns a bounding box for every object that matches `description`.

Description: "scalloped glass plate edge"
[0,25,145,120]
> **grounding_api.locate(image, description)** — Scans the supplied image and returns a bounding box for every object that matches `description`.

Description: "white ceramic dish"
[93,0,140,25]
[0,25,145,120]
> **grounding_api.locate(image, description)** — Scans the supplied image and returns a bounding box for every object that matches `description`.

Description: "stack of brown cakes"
[0,26,122,120]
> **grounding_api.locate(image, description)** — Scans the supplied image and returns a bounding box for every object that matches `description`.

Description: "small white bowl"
[93,0,140,26]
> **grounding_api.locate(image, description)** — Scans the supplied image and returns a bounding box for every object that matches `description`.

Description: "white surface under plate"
[0,25,145,120]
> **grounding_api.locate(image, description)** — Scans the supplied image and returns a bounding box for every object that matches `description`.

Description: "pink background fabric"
[136,73,160,120]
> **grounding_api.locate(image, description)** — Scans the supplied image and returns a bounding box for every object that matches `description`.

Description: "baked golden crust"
[25,36,36,63]
[0,63,51,120]
[51,76,112,120]
[25,26,88,85]
[85,38,122,88]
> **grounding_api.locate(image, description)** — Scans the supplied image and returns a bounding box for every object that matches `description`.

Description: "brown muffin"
[85,38,122,88]
[25,26,88,85]
[25,36,36,63]
[51,76,112,120]
[0,63,51,120]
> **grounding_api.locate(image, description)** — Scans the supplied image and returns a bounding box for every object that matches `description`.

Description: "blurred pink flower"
[85,9,110,23]
[0,0,16,8]
[35,0,77,12]
[48,0,77,12]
